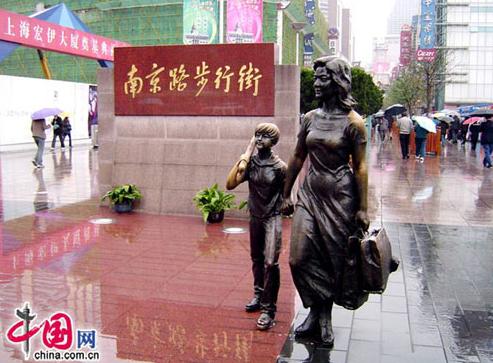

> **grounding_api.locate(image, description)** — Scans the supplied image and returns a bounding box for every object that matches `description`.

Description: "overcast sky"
[342,0,396,66]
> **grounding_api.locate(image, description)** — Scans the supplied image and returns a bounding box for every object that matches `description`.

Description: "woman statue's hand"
[281,197,294,216]
[355,210,369,231]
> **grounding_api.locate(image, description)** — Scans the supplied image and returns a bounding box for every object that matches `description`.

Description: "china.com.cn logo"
[5,302,99,361]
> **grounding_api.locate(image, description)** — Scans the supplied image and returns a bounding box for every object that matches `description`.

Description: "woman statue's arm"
[281,140,307,214]
[226,136,256,190]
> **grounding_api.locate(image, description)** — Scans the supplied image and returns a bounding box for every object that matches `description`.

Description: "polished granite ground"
[0,141,492,363]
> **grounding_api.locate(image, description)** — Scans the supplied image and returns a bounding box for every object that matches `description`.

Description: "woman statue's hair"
[313,56,356,112]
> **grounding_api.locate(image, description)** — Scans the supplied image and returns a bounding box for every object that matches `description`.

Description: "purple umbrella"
[31,107,63,120]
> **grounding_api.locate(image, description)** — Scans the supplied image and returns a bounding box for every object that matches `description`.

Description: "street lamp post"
[291,22,306,66]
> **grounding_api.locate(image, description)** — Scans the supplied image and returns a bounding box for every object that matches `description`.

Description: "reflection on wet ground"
[1,142,492,362]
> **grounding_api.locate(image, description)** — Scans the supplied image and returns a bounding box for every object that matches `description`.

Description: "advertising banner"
[303,33,314,66]
[0,9,128,61]
[183,0,219,45]
[226,0,263,43]
[114,43,275,116]
[304,0,316,25]
[400,26,412,66]
[416,48,436,62]
[419,0,436,49]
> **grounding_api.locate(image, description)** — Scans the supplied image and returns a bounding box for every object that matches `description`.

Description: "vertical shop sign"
[183,0,219,45]
[419,0,436,49]
[303,0,316,66]
[226,0,263,43]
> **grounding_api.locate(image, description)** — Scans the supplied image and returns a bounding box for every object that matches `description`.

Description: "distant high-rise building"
[322,0,343,56]
[387,0,420,35]
[341,8,352,62]
[318,0,329,23]
[370,35,400,85]
[437,1,493,107]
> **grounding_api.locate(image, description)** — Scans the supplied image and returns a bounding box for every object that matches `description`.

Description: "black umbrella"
[384,104,407,117]
[467,109,493,118]
[374,111,385,118]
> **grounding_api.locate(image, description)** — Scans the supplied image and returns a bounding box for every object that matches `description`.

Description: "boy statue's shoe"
[256,312,275,330]
[245,296,261,312]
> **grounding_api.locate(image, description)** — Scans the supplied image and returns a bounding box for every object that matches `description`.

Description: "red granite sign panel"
[114,43,275,116]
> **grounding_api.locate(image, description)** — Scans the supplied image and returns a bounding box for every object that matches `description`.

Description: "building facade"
[341,8,353,62]
[0,0,329,84]
[371,35,400,85]
[387,0,421,35]
[321,0,343,56]
[439,0,493,106]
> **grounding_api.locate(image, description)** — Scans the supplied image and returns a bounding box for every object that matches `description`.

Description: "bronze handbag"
[359,228,399,294]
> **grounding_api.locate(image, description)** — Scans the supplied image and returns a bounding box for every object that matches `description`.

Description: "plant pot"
[114,201,132,213]
[207,211,224,223]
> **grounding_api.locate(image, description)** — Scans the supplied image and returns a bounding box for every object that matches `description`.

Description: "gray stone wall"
[98,65,300,217]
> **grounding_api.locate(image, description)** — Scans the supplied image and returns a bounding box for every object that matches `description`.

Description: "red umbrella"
[463,117,482,125]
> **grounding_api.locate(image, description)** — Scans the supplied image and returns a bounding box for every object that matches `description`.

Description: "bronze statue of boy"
[226,123,287,330]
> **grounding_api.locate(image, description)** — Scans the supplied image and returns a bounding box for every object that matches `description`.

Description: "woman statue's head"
[313,56,355,112]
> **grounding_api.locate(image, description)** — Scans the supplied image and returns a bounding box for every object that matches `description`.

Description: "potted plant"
[193,183,244,223]
[101,184,142,213]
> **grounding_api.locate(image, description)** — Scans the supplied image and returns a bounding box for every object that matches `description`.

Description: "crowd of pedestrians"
[372,109,493,169]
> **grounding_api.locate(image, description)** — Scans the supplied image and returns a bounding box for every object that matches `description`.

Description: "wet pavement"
[0,141,492,362]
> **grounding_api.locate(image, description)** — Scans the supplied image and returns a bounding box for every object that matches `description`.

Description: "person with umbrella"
[31,118,51,168]
[469,119,482,152]
[439,120,449,146]
[414,118,430,163]
[480,116,493,168]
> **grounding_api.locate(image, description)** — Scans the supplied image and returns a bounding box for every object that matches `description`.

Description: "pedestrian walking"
[31,118,51,168]
[458,121,468,147]
[397,112,413,159]
[440,120,449,146]
[470,121,481,152]
[51,115,65,149]
[379,117,388,143]
[415,123,429,163]
[226,123,287,330]
[480,117,493,168]
[449,116,460,143]
[62,116,73,148]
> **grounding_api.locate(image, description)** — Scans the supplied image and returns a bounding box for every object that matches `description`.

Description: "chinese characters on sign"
[0,9,128,61]
[0,222,99,274]
[114,43,275,116]
[400,25,412,66]
[419,0,436,50]
[125,312,254,362]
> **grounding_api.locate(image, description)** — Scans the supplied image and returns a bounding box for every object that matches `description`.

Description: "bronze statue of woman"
[282,56,369,346]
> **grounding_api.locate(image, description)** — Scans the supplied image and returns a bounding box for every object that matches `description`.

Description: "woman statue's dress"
[289,109,368,309]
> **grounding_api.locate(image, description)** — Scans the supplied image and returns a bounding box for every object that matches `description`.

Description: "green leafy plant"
[193,183,241,223]
[101,184,142,206]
